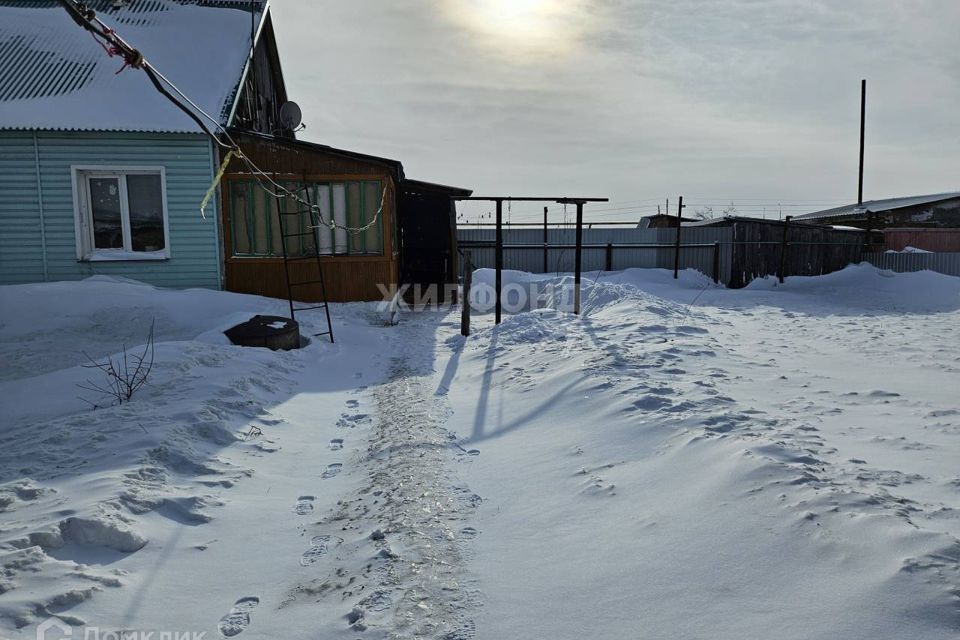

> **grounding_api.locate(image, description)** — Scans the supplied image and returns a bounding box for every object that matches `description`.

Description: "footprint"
[337,413,371,428]
[346,399,360,408]
[294,496,315,515]
[301,535,333,566]
[218,597,260,637]
[322,463,343,479]
[329,439,344,451]
[360,590,393,612]
[460,526,479,539]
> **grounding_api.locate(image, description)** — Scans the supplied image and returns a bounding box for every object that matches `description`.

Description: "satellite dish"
[279,101,303,130]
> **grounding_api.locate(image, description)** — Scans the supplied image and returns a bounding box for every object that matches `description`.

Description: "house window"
[228,180,384,257]
[73,168,169,261]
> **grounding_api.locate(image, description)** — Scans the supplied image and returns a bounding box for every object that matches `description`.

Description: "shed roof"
[401,179,473,197]
[0,0,266,133]
[230,129,406,175]
[795,192,960,222]
[229,130,473,196]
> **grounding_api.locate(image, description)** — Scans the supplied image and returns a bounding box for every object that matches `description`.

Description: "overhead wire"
[62,2,853,235]
[55,0,385,234]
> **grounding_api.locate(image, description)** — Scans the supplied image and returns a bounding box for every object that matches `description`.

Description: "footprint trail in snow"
[287,322,480,639]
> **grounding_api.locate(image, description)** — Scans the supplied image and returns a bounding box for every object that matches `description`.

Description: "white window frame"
[71,165,171,261]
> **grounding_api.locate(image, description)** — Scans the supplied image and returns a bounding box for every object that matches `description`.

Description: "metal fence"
[864,252,960,277]
[457,227,734,284]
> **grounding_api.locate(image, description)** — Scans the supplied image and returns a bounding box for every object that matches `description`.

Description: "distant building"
[794,192,960,229]
[637,214,698,229]
[883,228,960,253]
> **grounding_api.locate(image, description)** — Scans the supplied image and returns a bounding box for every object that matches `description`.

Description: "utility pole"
[543,206,548,273]
[858,79,866,207]
[859,79,870,250]
[495,199,502,325]
[673,196,685,279]
[574,202,584,314]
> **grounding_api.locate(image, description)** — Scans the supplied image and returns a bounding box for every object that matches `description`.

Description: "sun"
[442,0,591,59]
[471,0,553,36]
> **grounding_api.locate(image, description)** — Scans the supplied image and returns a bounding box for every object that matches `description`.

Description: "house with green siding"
[0,0,287,289]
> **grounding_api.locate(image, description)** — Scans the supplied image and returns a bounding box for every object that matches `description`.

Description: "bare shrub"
[78,321,155,407]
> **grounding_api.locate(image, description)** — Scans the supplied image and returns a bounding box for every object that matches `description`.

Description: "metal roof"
[795,192,960,221]
[229,130,474,196]
[401,179,473,197]
[0,0,267,133]
[682,215,862,231]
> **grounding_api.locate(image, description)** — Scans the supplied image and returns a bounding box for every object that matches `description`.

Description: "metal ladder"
[275,188,334,343]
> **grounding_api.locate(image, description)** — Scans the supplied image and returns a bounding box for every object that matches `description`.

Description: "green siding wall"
[0,131,221,289]
[0,133,45,283]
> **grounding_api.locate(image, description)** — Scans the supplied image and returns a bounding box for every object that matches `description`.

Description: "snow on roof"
[0,0,265,133]
[795,192,960,221]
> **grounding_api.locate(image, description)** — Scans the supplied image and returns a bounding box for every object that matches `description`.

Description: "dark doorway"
[397,180,472,303]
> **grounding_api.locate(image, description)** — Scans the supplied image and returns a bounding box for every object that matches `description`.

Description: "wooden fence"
[727,219,864,288]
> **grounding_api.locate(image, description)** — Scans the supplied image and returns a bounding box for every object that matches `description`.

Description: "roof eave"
[228,128,406,178]
[401,179,473,197]
[224,0,273,130]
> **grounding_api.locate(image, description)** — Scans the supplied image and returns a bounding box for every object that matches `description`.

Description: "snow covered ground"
[1,266,958,639]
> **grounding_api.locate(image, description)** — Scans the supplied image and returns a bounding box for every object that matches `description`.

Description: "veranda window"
[228,180,384,257]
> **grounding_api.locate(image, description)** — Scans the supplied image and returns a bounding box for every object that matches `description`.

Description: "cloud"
[273,0,960,221]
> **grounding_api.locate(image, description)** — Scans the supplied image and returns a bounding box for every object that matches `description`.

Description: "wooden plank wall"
[225,256,394,303]
[729,220,863,288]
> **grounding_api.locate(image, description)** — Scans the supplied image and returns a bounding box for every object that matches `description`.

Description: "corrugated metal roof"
[795,192,960,221]
[0,0,267,133]
[682,215,861,231]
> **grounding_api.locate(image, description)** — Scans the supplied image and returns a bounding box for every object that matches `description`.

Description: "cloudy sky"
[271,1,960,222]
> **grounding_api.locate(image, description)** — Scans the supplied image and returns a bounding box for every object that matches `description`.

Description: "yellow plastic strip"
[199,149,236,219]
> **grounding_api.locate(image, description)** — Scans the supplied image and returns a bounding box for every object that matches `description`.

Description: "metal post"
[605,242,613,271]
[858,79,866,206]
[574,202,584,315]
[712,241,721,284]
[543,206,549,273]
[495,199,503,325]
[673,196,684,279]
[275,195,296,320]
[461,250,472,337]
[778,215,792,284]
